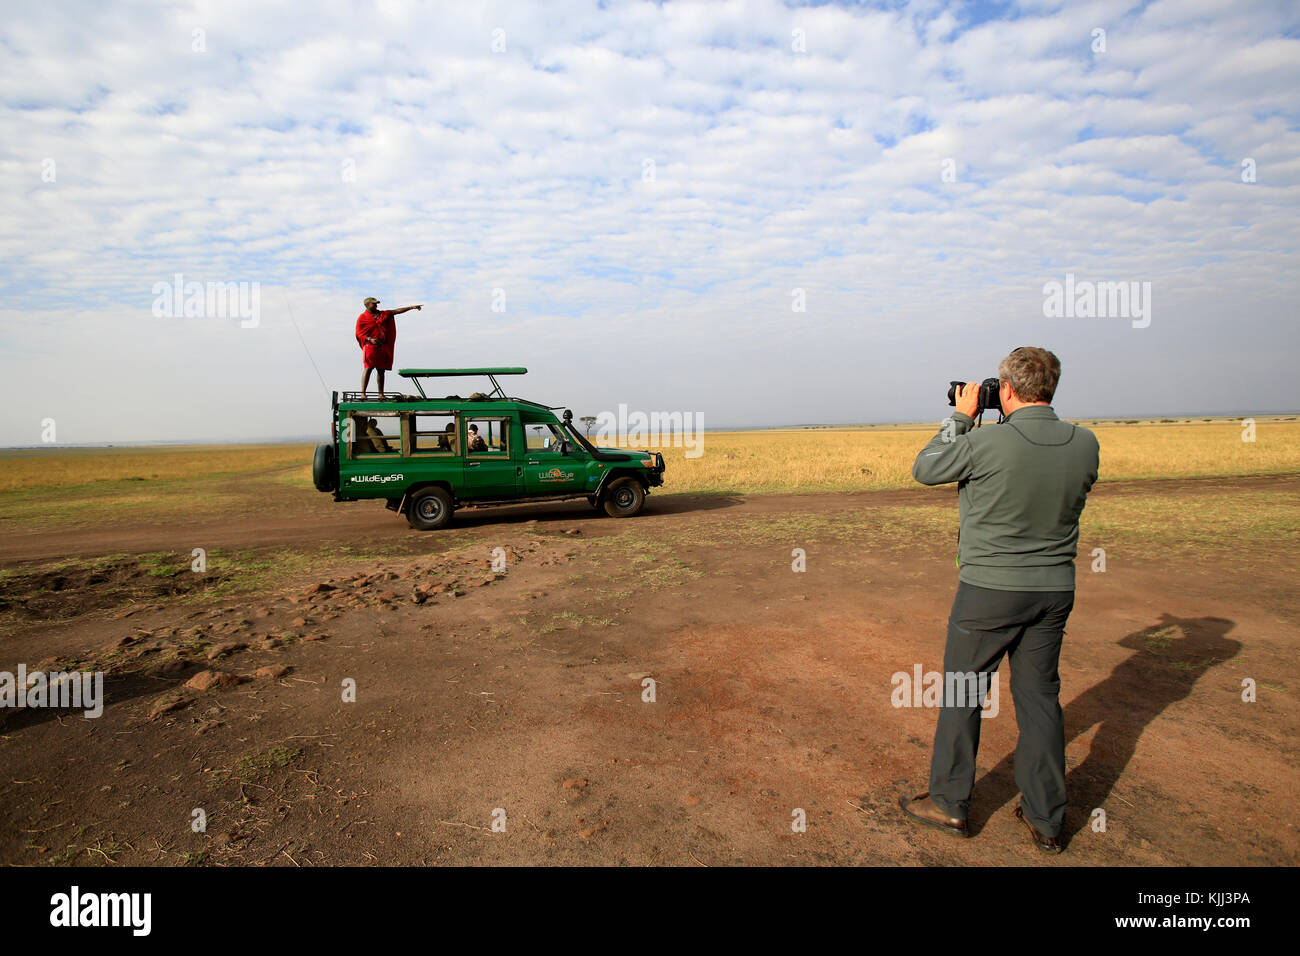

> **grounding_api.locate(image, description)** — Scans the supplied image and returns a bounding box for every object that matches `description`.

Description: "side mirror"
[543,437,552,449]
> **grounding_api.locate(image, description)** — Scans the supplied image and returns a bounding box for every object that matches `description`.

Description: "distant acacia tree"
[580,415,597,436]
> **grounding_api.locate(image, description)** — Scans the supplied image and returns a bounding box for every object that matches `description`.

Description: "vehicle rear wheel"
[406,487,454,530]
[602,477,645,518]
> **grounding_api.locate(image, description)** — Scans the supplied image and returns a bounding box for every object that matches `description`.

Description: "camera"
[947,377,1002,415]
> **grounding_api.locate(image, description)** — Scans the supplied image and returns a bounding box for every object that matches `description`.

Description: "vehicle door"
[461,414,520,498]
[406,410,464,491]
[522,422,589,495]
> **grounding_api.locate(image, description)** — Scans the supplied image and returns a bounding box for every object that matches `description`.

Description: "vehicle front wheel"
[602,478,645,518]
[406,487,454,530]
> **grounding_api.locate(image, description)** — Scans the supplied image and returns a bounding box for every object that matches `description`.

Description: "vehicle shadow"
[968,613,1242,843]
[448,493,744,529]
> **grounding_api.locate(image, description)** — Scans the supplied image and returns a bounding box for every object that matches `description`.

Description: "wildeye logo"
[50,886,151,936]
[540,468,575,482]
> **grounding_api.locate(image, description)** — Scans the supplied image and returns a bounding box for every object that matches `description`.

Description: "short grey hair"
[998,347,1061,404]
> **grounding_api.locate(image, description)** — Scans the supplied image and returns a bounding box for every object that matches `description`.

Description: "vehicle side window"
[411,413,460,456]
[466,417,510,456]
[349,412,400,457]
[526,424,565,451]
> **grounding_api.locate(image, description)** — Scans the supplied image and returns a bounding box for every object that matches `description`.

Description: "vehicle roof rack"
[398,367,527,399]
[338,391,412,403]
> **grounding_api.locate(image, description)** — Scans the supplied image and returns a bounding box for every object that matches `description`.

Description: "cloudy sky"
[1,0,1297,445]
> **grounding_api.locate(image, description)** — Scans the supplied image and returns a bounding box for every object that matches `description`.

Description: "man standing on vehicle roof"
[356,296,423,397]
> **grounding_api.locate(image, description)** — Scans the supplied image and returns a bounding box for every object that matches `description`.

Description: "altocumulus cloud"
[0,0,1297,443]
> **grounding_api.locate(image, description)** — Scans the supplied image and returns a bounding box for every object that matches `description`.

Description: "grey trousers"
[928,581,1075,836]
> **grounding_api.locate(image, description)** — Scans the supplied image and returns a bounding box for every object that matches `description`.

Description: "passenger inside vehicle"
[352,415,393,454]
[467,423,489,452]
[436,422,459,454]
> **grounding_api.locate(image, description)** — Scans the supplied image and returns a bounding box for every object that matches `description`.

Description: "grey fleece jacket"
[912,405,1100,592]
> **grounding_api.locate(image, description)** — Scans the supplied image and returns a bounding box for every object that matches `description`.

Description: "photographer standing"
[899,347,1099,853]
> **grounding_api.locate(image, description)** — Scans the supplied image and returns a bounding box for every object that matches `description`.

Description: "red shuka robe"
[355,310,396,370]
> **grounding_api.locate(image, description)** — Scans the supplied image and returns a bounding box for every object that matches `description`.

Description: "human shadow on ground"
[968,613,1241,843]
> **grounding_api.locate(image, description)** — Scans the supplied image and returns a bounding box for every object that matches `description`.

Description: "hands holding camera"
[954,381,982,419]
[947,377,1003,418]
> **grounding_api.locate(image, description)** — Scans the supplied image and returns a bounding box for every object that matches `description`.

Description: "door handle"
[468,461,480,467]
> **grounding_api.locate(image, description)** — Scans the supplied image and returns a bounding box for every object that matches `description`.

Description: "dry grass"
[2,418,1295,502]
[595,486,1300,561]
[0,425,1294,571]
[643,426,926,493]
[1077,488,1300,558]
[0,444,313,495]
[632,418,1300,494]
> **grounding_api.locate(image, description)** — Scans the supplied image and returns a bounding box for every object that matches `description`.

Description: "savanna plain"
[0,418,1296,866]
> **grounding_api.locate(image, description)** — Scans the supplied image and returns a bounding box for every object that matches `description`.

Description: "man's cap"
[363,297,379,306]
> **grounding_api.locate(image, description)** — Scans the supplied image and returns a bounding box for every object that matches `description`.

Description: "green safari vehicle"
[311,368,666,530]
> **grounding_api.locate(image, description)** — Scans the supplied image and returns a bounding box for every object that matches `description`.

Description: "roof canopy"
[397,367,527,399]
[398,367,527,378]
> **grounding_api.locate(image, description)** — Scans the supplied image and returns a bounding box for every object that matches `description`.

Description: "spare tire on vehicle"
[312,443,337,492]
